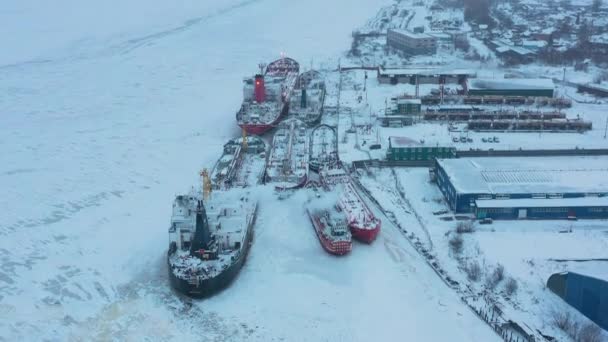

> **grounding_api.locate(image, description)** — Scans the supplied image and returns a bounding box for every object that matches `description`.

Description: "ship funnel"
[254,74,265,103]
[301,88,307,108]
[190,200,212,256]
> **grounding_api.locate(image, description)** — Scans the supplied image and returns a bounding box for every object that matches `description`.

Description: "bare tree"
[578,322,604,342]
[465,261,482,282]
[505,277,518,296]
[592,0,602,12]
[449,235,464,255]
[456,221,475,234]
[486,263,505,289]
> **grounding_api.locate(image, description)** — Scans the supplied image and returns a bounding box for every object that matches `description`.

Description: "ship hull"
[307,210,352,256]
[238,123,274,135]
[272,174,308,190]
[349,221,380,244]
[238,102,289,135]
[168,205,257,298]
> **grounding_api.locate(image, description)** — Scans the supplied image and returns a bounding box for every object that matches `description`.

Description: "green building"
[393,98,422,115]
[386,136,455,161]
[467,78,554,97]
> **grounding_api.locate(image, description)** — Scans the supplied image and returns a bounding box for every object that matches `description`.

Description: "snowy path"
[2,0,498,340]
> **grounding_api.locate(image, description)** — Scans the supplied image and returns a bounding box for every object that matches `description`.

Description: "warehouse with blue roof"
[434,156,608,220]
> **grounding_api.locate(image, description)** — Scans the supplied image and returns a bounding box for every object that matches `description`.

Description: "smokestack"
[301,88,307,108]
[190,200,212,256]
[254,74,265,103]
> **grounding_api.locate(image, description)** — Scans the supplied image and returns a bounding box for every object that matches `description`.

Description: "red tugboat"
[307,207,352,255]
[236,57,300,135]
[337,181,381,243]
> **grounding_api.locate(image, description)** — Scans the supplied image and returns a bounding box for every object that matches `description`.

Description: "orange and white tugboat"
[306,206,352,255]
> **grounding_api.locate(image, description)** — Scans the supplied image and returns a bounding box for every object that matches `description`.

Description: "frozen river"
[0,0,498,340]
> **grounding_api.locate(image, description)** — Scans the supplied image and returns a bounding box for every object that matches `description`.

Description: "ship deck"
[169,190,255,280]
[310,125,338,167]
[339,182,377,229]
[266,119,309,184]
[238,101,282,125]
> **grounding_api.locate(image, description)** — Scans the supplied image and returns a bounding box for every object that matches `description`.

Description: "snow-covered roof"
[510,46,535,55]
[580,83,608,92]
[476,197,608,209]
[389,136,453,148]
[378,67,476,77]
[437,156,608,195]
[522,40,548,48]
[389,28,433,39]
[396,98,421,105]
[590,34,608,44]
[468,78,554,90]
[427,32,451,39]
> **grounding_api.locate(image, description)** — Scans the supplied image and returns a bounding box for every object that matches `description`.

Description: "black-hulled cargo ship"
[168,190,257,297]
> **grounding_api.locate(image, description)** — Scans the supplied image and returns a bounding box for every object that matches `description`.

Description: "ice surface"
[1,0,503,340]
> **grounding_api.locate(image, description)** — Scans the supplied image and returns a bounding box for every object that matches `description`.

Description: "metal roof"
[437,156,608,195]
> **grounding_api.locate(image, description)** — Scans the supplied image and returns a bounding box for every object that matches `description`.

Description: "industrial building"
[378,98,421,127]
[547,272,608,331]
[578,83,608,98]
[387,137,455,161]
[377,67,475,85]
[391,98,422,115]
[387,29,438,55]
[467,78,555,97]
[434,156,608,219]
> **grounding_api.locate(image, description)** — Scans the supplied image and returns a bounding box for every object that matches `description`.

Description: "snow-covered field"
[361,167,608,340]
[0,0,505,340]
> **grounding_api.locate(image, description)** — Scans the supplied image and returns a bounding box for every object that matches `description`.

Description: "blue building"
[547,272,608,331]
[434,156,608,219]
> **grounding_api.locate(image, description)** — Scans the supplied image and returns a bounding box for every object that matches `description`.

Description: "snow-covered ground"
[0,0,505,340]
[362,167,608,341]
[325,69,608,164]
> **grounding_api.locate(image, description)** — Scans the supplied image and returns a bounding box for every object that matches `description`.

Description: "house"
[387,29,438,55]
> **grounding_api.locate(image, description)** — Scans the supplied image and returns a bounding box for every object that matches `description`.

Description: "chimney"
[254,74,265,103]
[301,88,307,108]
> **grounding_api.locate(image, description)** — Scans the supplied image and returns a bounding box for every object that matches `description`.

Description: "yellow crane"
[200,168,212,200]
[242,127,248,152]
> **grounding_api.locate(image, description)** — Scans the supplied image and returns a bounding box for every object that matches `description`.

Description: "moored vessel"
[210,136,267,190]
[167,189,257,297]
[236,57,300,135]
[309,124,339,172]
[290,70,326,126]
[265,118,309,189]
[307,207,352,255]
[337,181,381,243]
